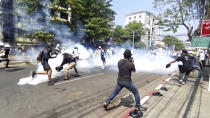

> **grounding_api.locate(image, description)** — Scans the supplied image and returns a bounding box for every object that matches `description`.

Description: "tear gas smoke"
[17,0,177,86]
[17,43,178,85]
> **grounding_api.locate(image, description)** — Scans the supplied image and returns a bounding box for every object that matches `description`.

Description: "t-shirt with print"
[176,55,194,71]
[117,59,135,83]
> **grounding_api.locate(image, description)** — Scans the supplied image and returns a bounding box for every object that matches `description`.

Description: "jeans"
[106,81,141,109]
[193,65,202,79]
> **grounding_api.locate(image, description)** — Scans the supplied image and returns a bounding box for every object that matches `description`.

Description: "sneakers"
[182,82,186,85]
[32,71,36,78]
[103,102,108,110]
[178,79,183,85]
[129,109,143,118]
[48,81,55,86]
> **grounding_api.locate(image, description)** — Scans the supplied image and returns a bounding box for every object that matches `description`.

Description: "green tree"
[154,0,210,41]
[125,21,145,42]
[16,0,115,43]
[68,0,115,42]
[163,35,184,51]
[113,25,130,44]
[25,31,54,43]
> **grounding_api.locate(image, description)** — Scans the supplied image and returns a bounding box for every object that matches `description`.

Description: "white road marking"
[155,84,163,90]
[55,73,104,85]
[141,96,150,105]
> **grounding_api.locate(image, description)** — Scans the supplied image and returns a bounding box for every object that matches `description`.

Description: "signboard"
[191,37,210,48]
[201,19,210,36]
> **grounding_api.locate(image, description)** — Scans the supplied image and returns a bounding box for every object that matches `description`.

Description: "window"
[134,16,136,19]
[129,17,131,20]
[139,15,141,18]
[139,20,141,23]
[60,12,68,20]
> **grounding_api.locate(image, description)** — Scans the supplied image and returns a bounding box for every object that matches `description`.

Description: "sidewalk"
[141,66,210,118]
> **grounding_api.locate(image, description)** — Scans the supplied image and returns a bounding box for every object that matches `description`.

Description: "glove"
[55,66,63,72]
[166,64,171,68]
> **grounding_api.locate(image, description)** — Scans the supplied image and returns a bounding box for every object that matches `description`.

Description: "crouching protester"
[103,49,147,114]
[166,49,194,85]
[32,46,57,86]
[55,53,79,80]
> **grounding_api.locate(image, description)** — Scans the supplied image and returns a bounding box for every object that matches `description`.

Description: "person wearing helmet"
[103,49,147,113]
[72,47,79,59]
[100,48,106,69]
[0,44,10,68]
[32,46,57,86]
[55,44,61,55]
[166,49,195,85]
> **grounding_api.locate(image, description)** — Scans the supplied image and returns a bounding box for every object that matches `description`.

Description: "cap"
[123,49,132,58]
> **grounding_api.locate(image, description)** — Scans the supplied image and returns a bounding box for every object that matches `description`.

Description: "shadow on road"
[0,67,24,72]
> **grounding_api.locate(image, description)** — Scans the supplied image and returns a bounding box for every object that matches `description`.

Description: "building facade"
[125,11,160,47]
[15,2,72,45]
[2,0,15,44]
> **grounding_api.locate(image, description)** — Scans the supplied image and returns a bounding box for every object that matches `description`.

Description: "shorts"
[101,57,106,63]
[41,61,51,71]
[66,62,76,70]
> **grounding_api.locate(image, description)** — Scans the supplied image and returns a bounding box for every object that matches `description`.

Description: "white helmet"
[56,44,60,47]
[5,44,10,48]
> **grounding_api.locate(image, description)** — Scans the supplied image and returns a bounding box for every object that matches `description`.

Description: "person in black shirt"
[56,53,79,80]
[103,49,147,113]
[0,44,10,68]
[166,49,194,85]
[32,46,57,86]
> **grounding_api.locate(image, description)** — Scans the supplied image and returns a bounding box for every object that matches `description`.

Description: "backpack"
[183,55,193,71]
[37,50,43,61]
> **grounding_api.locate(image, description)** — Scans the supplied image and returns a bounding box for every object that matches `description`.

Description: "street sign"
[201,19,210,36]
[191,37,210,48]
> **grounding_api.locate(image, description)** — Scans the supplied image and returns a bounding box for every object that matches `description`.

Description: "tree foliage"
[154,0,210,41]
[125,21,145,42]
[16,0,115,43]
[162,35,184,51]
[25,31,54,43]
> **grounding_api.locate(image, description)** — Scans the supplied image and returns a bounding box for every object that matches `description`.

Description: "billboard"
[201,20,210,36]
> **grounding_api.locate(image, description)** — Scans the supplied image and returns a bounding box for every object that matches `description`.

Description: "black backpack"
[37,50,43,61]
[183,55,193,71]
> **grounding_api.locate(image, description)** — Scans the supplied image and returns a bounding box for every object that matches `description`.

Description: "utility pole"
[132,31,134,49]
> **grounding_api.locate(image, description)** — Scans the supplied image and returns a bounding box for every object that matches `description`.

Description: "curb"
[121,73,175,118]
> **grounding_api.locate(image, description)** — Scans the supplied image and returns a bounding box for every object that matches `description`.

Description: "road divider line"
[55,73,104,85]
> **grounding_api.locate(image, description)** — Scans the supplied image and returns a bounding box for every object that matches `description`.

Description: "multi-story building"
[2,0,15,44]
[15,2,71,45]
[125,11,160,47]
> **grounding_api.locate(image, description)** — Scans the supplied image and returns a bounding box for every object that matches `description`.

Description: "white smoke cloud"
[16,0,178,86]
[17,43,178,85]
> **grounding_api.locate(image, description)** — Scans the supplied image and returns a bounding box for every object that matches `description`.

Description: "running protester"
[166,49,194,85]
[100,48,106,69]
[103,49,147,113]
[32,46,57,86]
[0,44,10,68]
[55,53,79,80]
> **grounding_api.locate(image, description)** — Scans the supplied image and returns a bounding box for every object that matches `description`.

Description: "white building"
[125,11,160,47]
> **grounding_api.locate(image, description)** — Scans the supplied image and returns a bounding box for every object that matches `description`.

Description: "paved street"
[0,64,169,118]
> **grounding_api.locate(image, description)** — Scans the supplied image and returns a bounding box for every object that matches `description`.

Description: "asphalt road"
[0,64,169,118]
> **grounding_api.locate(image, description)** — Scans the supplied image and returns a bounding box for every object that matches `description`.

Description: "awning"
[191,37,210,49]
